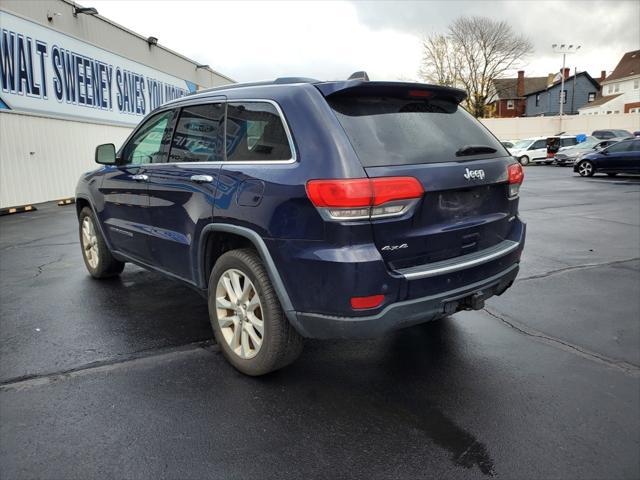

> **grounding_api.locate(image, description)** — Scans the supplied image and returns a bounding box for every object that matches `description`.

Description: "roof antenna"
[348,71,369,81]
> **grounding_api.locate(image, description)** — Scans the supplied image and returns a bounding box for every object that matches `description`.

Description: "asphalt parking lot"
[1,166,639,479]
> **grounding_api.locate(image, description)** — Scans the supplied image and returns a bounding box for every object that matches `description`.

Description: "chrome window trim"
[119,99,297,167]
[225,98,296,164]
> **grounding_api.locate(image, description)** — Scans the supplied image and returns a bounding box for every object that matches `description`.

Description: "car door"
[214,100,296,237]
[528,139,547,160]
[600,140,634,172]
[98,109,177,262]
[145,99,225,283]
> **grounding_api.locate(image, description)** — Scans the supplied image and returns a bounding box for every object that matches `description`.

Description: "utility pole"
[552,44,581,132]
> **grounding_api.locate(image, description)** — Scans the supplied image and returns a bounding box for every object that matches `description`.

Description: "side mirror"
[95,143,116,165]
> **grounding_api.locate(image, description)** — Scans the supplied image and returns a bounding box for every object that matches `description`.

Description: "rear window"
[328,96,508,167]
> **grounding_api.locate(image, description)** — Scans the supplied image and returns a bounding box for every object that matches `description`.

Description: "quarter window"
[226,102,292,161]
[122,110,175,165]
[169,103,225,163]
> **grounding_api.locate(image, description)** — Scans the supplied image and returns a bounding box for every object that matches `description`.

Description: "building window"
[506,99,515,110]
[588,92,596,102]
[634,79,639,89]
[560,90,567,104]
[607,85,613,94]
[614,83,620,92]
[535,94,540,107]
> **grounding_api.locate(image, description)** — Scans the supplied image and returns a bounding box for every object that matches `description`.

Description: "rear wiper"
[456,145,497,157]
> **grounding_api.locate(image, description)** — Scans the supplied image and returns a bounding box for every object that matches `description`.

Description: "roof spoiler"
[315,80,467,105]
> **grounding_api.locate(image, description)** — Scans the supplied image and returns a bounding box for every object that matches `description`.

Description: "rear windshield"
[328,96,508,167]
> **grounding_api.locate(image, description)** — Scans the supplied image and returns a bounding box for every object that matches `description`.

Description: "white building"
[579,50,640,115]
[0,0,233,209]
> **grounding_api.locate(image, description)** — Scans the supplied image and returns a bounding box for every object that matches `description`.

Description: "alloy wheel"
[81,216,99,269]
[215,269,264,359]
[578,161,593,176]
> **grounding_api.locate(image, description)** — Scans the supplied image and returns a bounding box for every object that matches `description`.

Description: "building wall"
[1,0,232,88]
[1,111,133,207]
[525,77,599,116]
[0,0,233,208]
[480,112,640,140]
[580,76,640,115]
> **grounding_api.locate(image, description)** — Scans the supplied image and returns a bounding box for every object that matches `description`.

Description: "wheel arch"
[198,224,294,314]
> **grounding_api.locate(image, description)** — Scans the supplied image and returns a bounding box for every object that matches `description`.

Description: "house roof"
[603,50,640,83]
[491,76,549,100]
[524,71,600,97]
[579,93,623,109]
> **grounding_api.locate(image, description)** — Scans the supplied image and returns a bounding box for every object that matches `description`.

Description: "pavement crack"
[33,256,64,278]
[516,257,640,283]
[483,308,640,376]
[0,340,218,391]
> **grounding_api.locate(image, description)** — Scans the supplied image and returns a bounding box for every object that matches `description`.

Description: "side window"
[630,140,640,152]
[531,140,546,149]
[169,103,225,163]
[605,141,631,153]
[561,138,577,147]
[122,110,175,165]
[226,102,292,161]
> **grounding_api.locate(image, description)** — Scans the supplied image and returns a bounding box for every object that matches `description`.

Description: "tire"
[577,160,595,177]
[208,248,303,376]
[519,155,529,166]
[78,207,125,278]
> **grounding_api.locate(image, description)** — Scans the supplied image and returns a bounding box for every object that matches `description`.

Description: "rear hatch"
[320,82,517,270]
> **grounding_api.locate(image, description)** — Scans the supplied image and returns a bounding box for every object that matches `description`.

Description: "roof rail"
[190,77,320,96]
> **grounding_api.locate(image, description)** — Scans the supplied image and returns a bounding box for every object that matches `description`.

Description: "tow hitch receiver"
[465,291,486,310]
[443,290,486,315]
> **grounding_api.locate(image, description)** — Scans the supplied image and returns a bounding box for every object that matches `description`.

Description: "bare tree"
[418,34,461,88]
[419,16,534,117]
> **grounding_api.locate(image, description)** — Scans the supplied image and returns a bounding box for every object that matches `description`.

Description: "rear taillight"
[508,163,524,198]
[306,177,423,221]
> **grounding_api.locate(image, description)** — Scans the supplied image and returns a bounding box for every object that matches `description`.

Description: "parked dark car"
[591,129,633,140]
[76,76,526,375]
[574,139,640,176]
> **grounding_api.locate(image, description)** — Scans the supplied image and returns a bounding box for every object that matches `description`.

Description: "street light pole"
[552,44,581,118]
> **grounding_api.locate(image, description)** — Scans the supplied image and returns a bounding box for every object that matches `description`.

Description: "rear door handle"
[131,174,148,181]
[190,175,214,183]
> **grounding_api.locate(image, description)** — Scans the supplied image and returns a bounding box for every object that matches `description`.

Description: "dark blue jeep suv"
[76,76,526,375]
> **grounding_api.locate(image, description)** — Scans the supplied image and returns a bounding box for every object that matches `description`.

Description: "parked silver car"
[554,137,620,166]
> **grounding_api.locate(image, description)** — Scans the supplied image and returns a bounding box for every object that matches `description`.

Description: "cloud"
[90,0,639,83]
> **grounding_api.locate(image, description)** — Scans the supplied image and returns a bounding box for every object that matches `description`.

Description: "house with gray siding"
[524,69,601,116]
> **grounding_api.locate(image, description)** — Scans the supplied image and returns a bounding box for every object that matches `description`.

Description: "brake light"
[350,294,384,310]
[306,177,423,220]
[408,89,433,98]
[507,163,524,197]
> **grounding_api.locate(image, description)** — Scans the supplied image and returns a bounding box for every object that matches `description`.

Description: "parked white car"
[508,138,548,166]
[508,136,578,166]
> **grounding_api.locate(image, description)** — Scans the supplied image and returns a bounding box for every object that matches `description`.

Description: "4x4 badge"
[463,168,485,180]
[381,243,408,251]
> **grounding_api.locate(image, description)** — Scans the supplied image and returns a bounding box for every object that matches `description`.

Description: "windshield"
[512,139,533,149]
[328,95,508,167]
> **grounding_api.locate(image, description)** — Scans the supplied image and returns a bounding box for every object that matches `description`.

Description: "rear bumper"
[291,263,519,339]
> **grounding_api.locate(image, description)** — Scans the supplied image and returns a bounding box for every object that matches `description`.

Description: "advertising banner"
[0,11,197,126]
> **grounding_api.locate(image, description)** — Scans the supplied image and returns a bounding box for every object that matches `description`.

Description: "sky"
[90,0,640,83]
